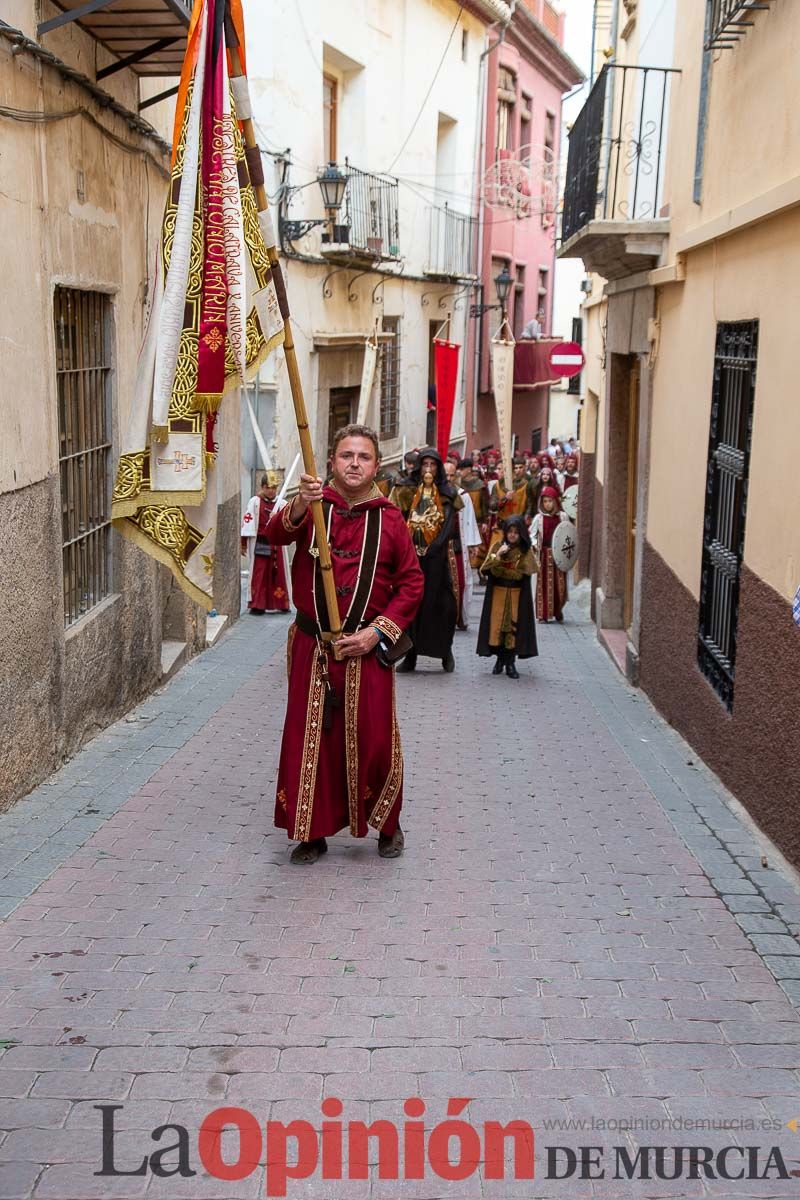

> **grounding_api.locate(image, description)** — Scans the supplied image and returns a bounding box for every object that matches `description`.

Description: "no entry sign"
[549,341,585,379]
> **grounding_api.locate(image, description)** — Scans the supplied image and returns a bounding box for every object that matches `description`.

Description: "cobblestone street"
[2,592,800,1199]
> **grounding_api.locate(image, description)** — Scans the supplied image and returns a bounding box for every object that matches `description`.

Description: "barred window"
[54,287,113,627]
[698,320,758,710]
[380,317,401,439]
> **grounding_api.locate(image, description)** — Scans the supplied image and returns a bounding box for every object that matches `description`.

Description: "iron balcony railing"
[425,204,478,279]
[561,63,679,244]
[341,161,400,260]
[706,0,774,50]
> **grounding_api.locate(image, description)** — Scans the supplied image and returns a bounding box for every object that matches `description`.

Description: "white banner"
[490,336,515,493]
[356,339,379,427]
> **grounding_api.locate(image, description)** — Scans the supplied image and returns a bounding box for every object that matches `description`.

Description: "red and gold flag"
[111,0,284,608]
[434,338,460,461]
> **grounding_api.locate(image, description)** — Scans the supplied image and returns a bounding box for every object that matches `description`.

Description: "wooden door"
[328,387,358,454]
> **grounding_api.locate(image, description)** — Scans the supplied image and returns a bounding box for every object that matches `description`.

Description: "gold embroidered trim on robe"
[294,650,326,842]
[368,676,403,831]
[374,615,402,645]
[345,656,362,835]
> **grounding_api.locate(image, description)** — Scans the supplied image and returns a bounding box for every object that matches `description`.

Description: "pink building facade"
[468,1,581,455]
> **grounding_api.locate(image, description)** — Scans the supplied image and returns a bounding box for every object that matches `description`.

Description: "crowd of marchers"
[241,432,581,682]
[240,424,580,865]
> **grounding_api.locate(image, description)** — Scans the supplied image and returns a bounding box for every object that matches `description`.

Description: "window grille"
[706,0,775,51]
[54,287,113,627]
[697,320,758,709]
[380,318,401,440]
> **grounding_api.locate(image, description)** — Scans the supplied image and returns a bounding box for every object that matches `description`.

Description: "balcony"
[558,63,679,280]
[424,204,478,281]
[706,1,776,50]
[38,1,191,80]
[321,162,401,266]
[513,338,563,389]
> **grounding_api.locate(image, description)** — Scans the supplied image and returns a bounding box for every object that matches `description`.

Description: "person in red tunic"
[241,473,290,614]
[560,452,580,491]
[444,459,468,630]
[531,485,570,623]
[266,425,424,865]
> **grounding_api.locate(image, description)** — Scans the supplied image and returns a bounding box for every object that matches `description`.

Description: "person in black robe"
[476,515,538,679]
[394,448,462,673]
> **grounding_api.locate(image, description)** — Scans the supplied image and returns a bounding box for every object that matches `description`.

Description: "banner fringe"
[113,518,215,611]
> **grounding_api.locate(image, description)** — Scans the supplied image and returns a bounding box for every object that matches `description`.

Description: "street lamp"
[494,264,513,317]
[280,161,349,243]
[469,263,514,320]
[317,162,348,214]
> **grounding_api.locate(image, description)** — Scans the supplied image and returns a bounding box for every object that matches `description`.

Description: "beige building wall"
[0,5,228,808]
[637,0,800,869]
[647,0,800,604]
[648,215,800,603]
[665,0,800,242]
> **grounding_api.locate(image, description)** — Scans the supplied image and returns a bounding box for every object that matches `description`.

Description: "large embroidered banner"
[490,332,515,493]
[111,0,284,608]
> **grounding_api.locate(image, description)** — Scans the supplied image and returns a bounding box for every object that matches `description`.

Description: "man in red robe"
[241,473,290,614]
[266,425,424,865]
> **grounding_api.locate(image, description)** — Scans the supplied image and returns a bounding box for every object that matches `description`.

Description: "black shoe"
[492,657,504,675]
[442,651,455,673]
[506,660,519,680]
[396,653,417,673]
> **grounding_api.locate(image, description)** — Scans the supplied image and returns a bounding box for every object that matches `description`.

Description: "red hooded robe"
[266,486,424,842]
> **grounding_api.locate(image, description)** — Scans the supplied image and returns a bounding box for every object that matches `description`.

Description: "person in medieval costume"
[444,460,467,629]
[490,456,535,539]
[531,485,570,623]
[532,463,561,510]
[375,464,397,497]
[241,472,291,615]
[559,452,580,492]
[445,460,482,630]
[477,516,538,679]
[395,448,462,673]
[483,449,501,489]
[266,425,424,865]
[457,458,491,571]
[387,451,420,518]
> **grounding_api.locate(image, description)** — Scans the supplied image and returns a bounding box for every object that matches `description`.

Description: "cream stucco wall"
[664,0,800,246]
[0,22,167,496]
[647,210,800,603]
[646,0,800,603]
[581,294,606,474]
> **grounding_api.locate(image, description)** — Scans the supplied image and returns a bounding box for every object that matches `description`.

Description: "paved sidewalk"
[1,592,800,1199]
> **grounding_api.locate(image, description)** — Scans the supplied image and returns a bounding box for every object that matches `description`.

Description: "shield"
[561,486,579,522]
[552,520,579,573]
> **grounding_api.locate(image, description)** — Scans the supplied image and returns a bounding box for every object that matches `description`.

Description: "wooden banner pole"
[225,12,342,642]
